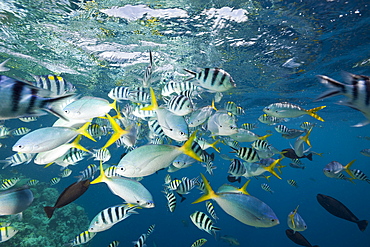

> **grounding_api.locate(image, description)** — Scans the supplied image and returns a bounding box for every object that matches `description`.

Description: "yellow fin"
[263,157,284,180]
[210,139,221,153]
[102,113,129,149]
[192,173,218,204]
[211,100,217,111]
[289,205,300,229]
[238,180,251,195]
[90,161,107,184]
[258,134,272,140]
[76,122,97,142]
[306,106,326,122]
[344,159,356,179]
[179,131,203,162]
[301,127,313,147]
[141,87,158,111]
[44,162,53,168]
[70,135,90,153]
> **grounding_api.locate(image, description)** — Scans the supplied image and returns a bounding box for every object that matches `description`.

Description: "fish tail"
[179,131,203,162]
[306,106,326,122]
[306,153,313,161]
[77,122,97,142]
[210,139,221,153]
[90,161,106,184]
[357,220,368,232]
[109,100,120,116]
[43,206,56,219]
[344,159,357,179]
[316,75,345,101]
[70,135,90,153]
[258,134,272,140]
[102,113,129,149]
[211,100,218,111]
[239,180,251,195]
[264,157,284,180]
[141,87,158,111]
[192,173,218,204]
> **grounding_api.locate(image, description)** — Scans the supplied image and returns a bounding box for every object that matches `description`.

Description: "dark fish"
[44,179,90,218]
[316,194,368,231]
[227,175,241,183]
[282,148,313,161]
[286,229,319,247]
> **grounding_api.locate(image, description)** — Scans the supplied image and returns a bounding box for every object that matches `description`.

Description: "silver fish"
[184,68,236,92]
[0,186,34,215]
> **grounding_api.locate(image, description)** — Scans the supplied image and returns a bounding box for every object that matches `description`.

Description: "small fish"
[233,147,260,163]
[60,168,72,178]
[190,211,221,235]
[91,148,111,163]
[317,194,368,231]
[184,68,236,92]
[187,104,215,128]
[274,124,290,134]
[68,230,96,246]
[0,153,35,169]
[258,114,286,125]
[166,95,193,116]
[108,86,131,102]
[176,177,198,195]
[351,169,370,183]
[300,122,317,130]
[220,235,240,246]
[287,179,298,188]
[323,160,355,181]
[76,164,98,182]
[18,116,38,122]
[11,127,31,136]
[285,229,319,247]
[191,238,207,247]
[360,148,370,157]
[261,183,274,193]
[289,161,305,169]
[163,188,176,212]
[287,205,307,232]
[107,240,119,247]
[207,111,238,136]
[240,123,257,130]
[206,201,218,220]
[27,179,39,186]
[147,224,155,236]
[228,159,246,178]
[263,102,325,122]
[44,180,90,218]
[282,148,313,161]
[133,233,147,247]
[0,178,19,190]
[0,226,18,243]
[88,204,138,232]
[142,50,153,88]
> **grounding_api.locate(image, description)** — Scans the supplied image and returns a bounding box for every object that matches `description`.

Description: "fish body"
[133,233,147,247]
[63,96,115,120]
[190,211,221,235]
[0,153,35,169]
[163,188,176,212]
[0,226,18,243]
[351,169,370,183]
[282,148,313,161]
[317,194,368,231]
[316,73,370,127]
[184,68,236,92]
[235,147,260,163]
[191,238,207,247]
[287,179,298,188]
[0,75,74,120]
[360,148,370,157]
[0,178,19,190]
[108,240,119,247]
[206,201,218,220]
[69,231,96,246]
[230,129,271,142]
[287,206,307,232]
[166,95,193,116]
[293,128,312,157]
[32,75,75,97]
[258,114,286,125]
[0,186,34,215]
[108,86,131,102]
[88,204,138,232]
[44,180,90,218]
[285,229,319,247]
[323,160,355,180]
[50,177,61,186]
[187,105,214,127]
[207,111,238,136]
[77,164,98,181]
[263,102,325,122]
[261,183,274,193]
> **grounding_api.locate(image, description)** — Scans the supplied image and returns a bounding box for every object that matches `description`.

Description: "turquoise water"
[0,0,370,246]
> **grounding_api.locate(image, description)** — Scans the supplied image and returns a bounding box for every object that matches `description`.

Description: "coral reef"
[2,183,91,247]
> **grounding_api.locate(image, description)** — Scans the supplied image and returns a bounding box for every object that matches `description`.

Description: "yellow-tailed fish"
[91,161,154,208]
[287,205,307,232]
[263,102,326,122]
[12,122,95,153]
[115,131,202,178]
[192,174,279,228]
[230,129,272,142]
[293,127,313,157]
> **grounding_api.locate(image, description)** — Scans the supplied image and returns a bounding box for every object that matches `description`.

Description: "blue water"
[1,0,370,246]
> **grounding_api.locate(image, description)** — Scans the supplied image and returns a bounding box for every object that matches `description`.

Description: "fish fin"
[183,68,197,80]
[301,127,313,147]
[44,162,54,168]
[210,139,221,153]
[141,87,158,111]
[357,220,368,232]
[102,113,129,149]
[179,131,203,162]
[263,157,284,180]
[0,58,10,71]
[44,94,76,121]
[343,159,356,179]
[211,100,218,111]
[90,161,107,184]
[43,206,56,219]
[192,173,218,204]
[70,135,90,153]
[238,180,251,195]
[76,122,97,142]
[315,75,345,100]
[306,106,326,122]
[258,134,272,140]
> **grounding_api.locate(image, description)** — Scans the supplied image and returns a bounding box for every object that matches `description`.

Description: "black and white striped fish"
[258,114,287,125]
[163,188,176,212]
[351,169,370,183]
[228,159,246,177]
[274,124,290,134]
[32,74,75,96]
[49,177,61,186]
[128,87,150,103]
[241,123,257,131]
[142,50,153,88]
[69,230,96,246]
[176,177,198,195]
[234,147,260,163]
[76,164,98,182]
[107,240,119,247]
[62,149,86,165]
[316,73,370,127]
[0,177,19,190]
[0,152,35,169]
[184,68,236,92]
[147,224,155,236]
[166,95,193,116]
[261,183,274,193]
[11,127,31,136]
[91,148,111,163]
[108,86,131,102]
[287,179,298,188]
[0,75,74,120]
[148,119,165,138]
[190,211,221,235]
[205,201,218,220]
[201,152,216,175]
[88,204,138,232]
[27,179,39,186]
[133,233,147,247]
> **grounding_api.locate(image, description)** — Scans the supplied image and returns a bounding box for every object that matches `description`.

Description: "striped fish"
[27,179,39,186]
[190,211,221,235]
[228,159,246,177]
[164,174,172,185]
[176,177,197,195]
[0,152,35,169]
[50,177,61,186]
[234,147,260,163]
[92,148,111,163]
[147,224,155,236]
[133,233,147,247]
[316,73,370,127]
[148,119,165,138]
[87,123,105,139]
[287,179,298,188]
[18,116,38,122]
[88,204,138,232]
[274,124,290,134]
[191,238,207,247]
[168,179,182,191]
[128,87,150,103]
[263,102,325,122]
[0,127,11,138]
[300,122,316,130]
[0,226,18,243]
[69,231,96,246]
[108,86,131,102]
[258,114,286,125]
[107,240,119,247]
[261,183,274,193]
[241,123,257,130]
[206,201,218,220]
[142,50,153,88]
[32,75,75,96]
[11,127,31,136]
[77,164,98,181]
[163,188,176,212]
[0,75,74,120]
[351,169,370,183]
[60,168,72,178]
[166,95,193,116]
[62,149,86,165]
[201,152,216,175]
[0,178,19,190]
[184,68,236,92]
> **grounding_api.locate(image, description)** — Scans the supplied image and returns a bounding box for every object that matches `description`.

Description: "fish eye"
[179,131,186,136]
[271,219,275,222]
[16,145,24,149]
[64,110,70,114]
[137,200,140,203]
